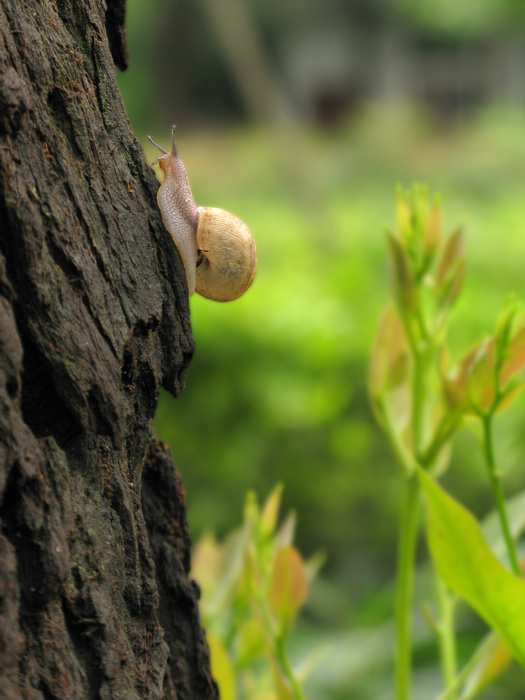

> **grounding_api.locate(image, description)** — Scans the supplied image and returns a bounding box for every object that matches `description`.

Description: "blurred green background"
[118,1,525,697]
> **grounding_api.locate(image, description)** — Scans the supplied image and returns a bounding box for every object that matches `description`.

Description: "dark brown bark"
[0,0,218,698]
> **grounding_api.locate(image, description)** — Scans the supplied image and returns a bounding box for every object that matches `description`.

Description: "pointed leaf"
[304,550,326,583]
[494,298,520,358]
[368,304,411,417]
[440,344,476,414]
[412,184,430,240]
[210,528,249,618]
[396,192,413,245]
[495,382,523,414]
[419,469,525,667]
[207,632,236,700]
[268,546,308,632]
[244,491,260,527]
[439,259,466,313]
[424,201,443,261]
[387,232,418,313]
[467,340,496,412]
[236,618,267,666]
[261,484,283,537]
[436,226,466,290]
[501,325,525,387]
[275,512,296,551]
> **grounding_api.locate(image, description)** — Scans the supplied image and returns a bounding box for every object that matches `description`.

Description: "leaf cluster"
[369,186,525,698]
[370,187,525,478]
[191,486,322,700]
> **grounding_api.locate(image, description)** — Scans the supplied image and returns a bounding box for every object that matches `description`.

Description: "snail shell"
[148,127,257,301]
[196,207,257,302]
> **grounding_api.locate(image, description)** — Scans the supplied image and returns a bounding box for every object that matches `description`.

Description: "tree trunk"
[0,0,218,697]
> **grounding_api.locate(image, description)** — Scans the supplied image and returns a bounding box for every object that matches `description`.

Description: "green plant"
[192,485,322,700]
[369,186,525,699]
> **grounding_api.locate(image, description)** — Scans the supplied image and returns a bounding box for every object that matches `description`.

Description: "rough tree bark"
[0,0,218,698]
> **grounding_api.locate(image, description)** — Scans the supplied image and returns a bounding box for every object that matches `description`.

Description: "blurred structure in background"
[122,0,525,130]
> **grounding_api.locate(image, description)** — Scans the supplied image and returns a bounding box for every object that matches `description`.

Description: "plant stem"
[394,339,429,700]
[436,633,500,700]
[383,405,417,476]
[275,634,307,700]
[256,592,306,700]
[395,474,420,700]
[435,577,456,698]
[419,417,456,470]
[481,414,520,576]
[412,349,431,462]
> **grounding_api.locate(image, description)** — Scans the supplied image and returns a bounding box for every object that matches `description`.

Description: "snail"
[148,126,257,301]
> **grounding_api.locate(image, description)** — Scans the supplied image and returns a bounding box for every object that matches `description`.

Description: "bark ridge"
[0,0,218,697]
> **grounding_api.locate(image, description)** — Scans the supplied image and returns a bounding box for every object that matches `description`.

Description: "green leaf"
[275,512,296,551]
[236,618,267,666]
[261,483,283,537]
[501,325,525,387]
[439,258,466,313]
[368,304,411,422]
[419,468,525,667]
[303,550,326,583]
[268,546,308,633]
[411,184,430,244]
[396,190,414,246]
[208,528,248,620]
[441,338,500,416]
[436,226,466,290]
[244,490,260,527]
[387,232,418,313]
[423,200,443,263]
[208,632,236,700]
[467,340,496,412]
[494,297,520,361]
[440,346,470,414]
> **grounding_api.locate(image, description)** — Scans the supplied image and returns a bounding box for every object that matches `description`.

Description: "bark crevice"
[0,0,217,697]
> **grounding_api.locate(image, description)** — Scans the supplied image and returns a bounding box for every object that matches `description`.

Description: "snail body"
[148,127,257,301]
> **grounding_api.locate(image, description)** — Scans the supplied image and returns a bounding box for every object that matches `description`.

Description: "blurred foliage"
[113,0,525,695]
[368,184,525,699]
[120,19,525,687]
[142,106,525,697]
[192,486,320,700]
[148,104,525,588]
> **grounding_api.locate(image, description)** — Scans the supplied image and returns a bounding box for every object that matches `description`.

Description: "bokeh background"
[118,2,525,697]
